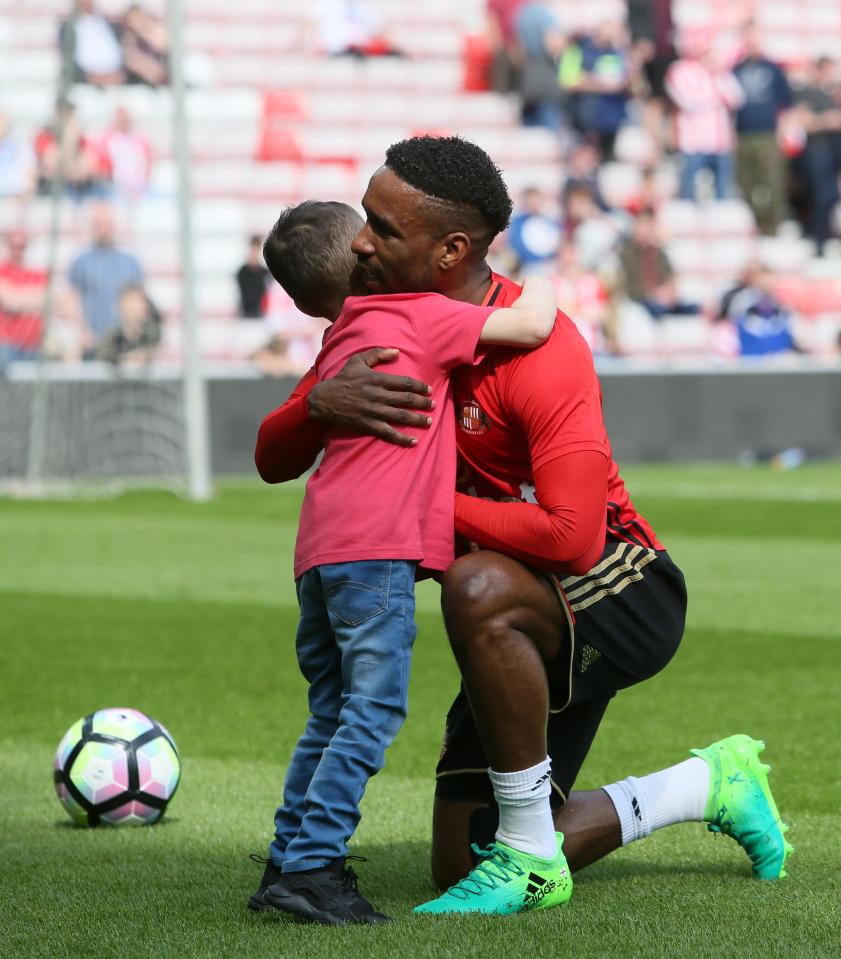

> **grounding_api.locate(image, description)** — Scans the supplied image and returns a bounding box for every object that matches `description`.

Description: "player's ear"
[438,231,471,271]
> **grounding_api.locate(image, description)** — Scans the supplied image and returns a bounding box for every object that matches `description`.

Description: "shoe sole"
[248,893,272,913]
[693,734,793,880]
[263,888,390,926]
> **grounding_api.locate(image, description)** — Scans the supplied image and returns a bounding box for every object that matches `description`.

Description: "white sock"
[488,757,557,860]
[602,757,710,846]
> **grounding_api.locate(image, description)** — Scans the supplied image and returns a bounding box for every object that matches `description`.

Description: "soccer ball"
[54,707,181,827]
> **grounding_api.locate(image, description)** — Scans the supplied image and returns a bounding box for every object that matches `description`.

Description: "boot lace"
[444,843,526,900]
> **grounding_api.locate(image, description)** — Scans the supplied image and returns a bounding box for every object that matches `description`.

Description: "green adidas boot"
[414,833,572,916]
[691,734,792,880]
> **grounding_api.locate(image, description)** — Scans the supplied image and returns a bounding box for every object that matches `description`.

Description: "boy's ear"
[438,231,471,272]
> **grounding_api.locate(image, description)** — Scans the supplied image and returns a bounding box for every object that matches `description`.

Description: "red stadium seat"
[257,92,308,161]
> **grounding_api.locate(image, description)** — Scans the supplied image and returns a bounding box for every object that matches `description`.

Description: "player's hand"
[307,348,434,446]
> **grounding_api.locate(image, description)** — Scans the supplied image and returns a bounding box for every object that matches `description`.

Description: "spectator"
[666,27,744,201]
[733,23,793,235]
[561,21,631,160]
[262,283,328,372]
[719,261,801,357]
[624,165,662,216]
[793,57,841,256]
[250,336,304,378]
[0,230,47,369]
[236,235,271,318]
[486,0,528,93]
[314,0,402,58]
[98,106,152,199]
[564,184,624,271]
[34,99,101,200]
[121,4,170,86]
[626,0,676,158]
[68,203,143,351]
[562,141,609,210]
[547,240,613,353]
[618,209,700,318]
[514,3,566,132]
[0,114,37,200]
[507,187,562,274]
[60,0,124,87]
[96,285,161,364]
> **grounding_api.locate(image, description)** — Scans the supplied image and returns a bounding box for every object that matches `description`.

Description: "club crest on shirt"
[458,400,490,435]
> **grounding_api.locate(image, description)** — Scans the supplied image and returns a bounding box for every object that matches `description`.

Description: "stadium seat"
[658,201,701,238]
[599,163,644,209]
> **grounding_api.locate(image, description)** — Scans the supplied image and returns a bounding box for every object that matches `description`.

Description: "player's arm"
[454,450,608,575]
[455,339,609,574]
[255,348,436,480]
[478,276,556,347]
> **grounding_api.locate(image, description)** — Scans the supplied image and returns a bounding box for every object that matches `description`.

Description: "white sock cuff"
[488,757,552,802]
[603,757,710,847]
[602,780,642,846]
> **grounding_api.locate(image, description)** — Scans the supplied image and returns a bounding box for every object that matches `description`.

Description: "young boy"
[251,200,557,925]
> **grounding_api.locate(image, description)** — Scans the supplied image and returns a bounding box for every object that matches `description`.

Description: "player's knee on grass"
[431,798,497,889]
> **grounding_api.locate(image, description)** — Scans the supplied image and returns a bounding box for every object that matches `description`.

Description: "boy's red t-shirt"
[293,292,494,579]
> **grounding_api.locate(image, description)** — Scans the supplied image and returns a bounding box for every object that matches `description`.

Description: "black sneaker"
[247,854,284,912]
[263,858,391,926]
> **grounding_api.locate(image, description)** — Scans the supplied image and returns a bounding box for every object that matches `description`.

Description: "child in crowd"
[251,200,557,925]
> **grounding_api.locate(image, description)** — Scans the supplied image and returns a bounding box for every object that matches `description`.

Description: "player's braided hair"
[384,136,513,252]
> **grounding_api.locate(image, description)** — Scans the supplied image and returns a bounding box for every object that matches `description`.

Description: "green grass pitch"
[2,463,840,958]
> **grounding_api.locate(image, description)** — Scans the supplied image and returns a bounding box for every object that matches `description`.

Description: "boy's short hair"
[263,201,363,305]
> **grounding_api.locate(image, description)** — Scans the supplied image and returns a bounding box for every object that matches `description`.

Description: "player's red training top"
[254,272,663,577]
[450,273,662,575]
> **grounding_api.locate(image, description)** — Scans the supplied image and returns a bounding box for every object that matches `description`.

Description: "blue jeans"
[270,559,417,872]
[679,151,733,201]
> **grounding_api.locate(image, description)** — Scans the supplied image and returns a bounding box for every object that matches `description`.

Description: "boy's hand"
[307,348,434,446]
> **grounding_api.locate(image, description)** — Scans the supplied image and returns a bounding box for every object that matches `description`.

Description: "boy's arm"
[478,276,557,347]
[254,368,326,483]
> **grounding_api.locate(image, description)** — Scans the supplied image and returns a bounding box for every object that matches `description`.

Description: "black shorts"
[435,544,687,807]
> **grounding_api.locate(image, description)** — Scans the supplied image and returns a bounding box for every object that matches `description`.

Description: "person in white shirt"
[61,0,124,87]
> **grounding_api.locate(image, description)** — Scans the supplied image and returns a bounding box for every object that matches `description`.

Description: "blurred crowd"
[0,209,325,372]
[488,179,811,359]
[62,0,170,88]
[0,101,153,203]
[2,0,840,374]
[479,2,841,358]
[486,3,841,252]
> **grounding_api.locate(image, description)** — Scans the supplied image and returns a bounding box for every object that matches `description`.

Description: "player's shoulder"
[516,309,598,371]
[487,271,597,367]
